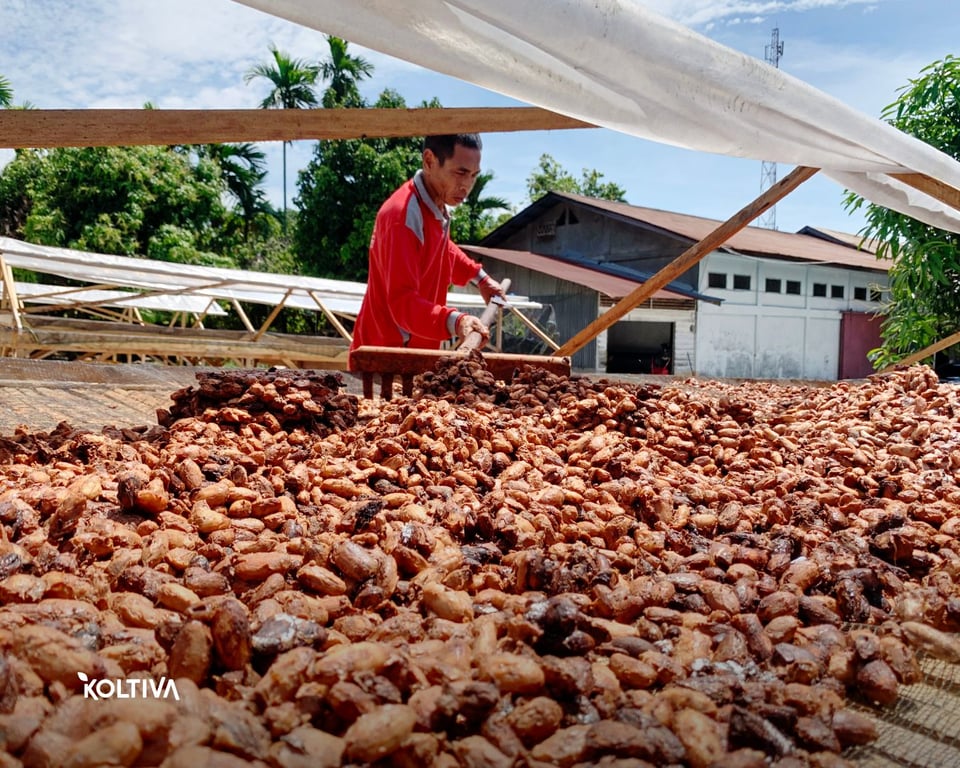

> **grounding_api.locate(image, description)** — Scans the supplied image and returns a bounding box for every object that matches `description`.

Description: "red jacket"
[349,172,481,369]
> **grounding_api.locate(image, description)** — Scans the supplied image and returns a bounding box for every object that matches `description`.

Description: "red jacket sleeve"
[379,220,456,342]
[450,241,482,287]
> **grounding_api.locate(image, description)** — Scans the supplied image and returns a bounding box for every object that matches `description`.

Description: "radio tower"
[759,27,784,230]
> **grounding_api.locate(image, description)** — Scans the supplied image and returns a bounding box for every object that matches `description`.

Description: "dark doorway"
[607,321,674,374]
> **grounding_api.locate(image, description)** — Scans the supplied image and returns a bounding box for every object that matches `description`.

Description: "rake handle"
[459,277,510,353]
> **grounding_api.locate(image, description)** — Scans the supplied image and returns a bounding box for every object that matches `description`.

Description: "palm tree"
[198,143,272,238]
[244,45,320,231]
[0,75,13,108]
[459,171,510,243]
[319,36,373,108]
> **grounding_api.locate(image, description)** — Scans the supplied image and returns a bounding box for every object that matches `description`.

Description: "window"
[831,285,845,299]
[812,283,827,297]
[733,274,752,290]
[786,280,802,295]
[707,272,727,289]
[854,287,868,301]
[870,289,884,303]
[765,278,782,293]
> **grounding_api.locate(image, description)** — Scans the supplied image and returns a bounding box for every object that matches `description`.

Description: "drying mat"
[845,651,960,766]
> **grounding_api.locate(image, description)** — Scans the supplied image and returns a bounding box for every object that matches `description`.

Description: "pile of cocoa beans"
[0,360,958,767]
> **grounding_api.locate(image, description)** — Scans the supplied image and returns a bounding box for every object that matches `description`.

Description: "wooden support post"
[889,173,960,213]
[231,299,256,333]
[253,288,292,341]
[556,166,821,358]
[0,254,23,331]
[506,304,560,351]
[878,329,960,373]
[309,291,353,343]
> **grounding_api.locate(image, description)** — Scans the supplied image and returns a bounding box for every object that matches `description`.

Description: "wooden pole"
[460,278,511,353]
[0,254,23,331]
[556,165,821,358]
[878,329,960,374]
[0,107,593,149]
[890,173,960,214]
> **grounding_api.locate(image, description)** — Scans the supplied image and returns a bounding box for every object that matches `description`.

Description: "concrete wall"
[695,253,888,380]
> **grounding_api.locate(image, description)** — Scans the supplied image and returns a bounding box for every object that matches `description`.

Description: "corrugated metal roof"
[464,245,718,303]
[485,192,891,273]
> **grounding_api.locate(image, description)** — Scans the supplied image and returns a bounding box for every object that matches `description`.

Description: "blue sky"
[1,0,956,236]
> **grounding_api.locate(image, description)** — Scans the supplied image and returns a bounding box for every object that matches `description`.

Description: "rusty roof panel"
[464,245,711,302]
[551,192,890,272]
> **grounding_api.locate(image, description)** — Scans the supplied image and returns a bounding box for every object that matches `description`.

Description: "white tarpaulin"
[234,0,960,234]
[0,236,541,317]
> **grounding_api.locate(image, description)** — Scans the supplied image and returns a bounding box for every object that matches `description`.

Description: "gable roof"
[483,191,890,273]
[464,245,721,304]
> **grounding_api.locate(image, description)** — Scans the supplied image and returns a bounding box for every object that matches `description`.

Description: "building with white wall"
[471,193,888,380]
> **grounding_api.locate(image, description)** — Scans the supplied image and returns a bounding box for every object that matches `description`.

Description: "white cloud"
[643,0,878,27]
[0,0,952,236]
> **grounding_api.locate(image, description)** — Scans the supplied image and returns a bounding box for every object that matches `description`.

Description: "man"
[348,133,505,369]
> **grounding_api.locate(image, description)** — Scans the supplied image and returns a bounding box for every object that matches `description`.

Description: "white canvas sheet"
[234,0,960,233]
[10,282,228,316]
[0,237,540,318]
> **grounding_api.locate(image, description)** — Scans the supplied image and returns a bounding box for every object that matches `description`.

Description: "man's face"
[423,144,482,207]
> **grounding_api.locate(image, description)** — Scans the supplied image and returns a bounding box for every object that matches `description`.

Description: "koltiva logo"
[77,672,180,702]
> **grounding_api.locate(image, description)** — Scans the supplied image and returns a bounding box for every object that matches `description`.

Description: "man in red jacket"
[348,133,505,369]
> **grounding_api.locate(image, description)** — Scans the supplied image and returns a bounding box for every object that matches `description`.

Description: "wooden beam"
[0,255,22,331]
[556,165,821,358]
[0,107,594,149]
[890,173,960,214]
[252,288,292,341]
[878,329,960,373]
[505,303,560,351]
[308,291,353,343]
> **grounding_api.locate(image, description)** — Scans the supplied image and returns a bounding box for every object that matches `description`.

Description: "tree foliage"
[0,145,235,266]
[526,153,627,203]
[450,171,510,244]
[194,142,276,240]
[294,89,427,280]
[245,44,320,229]
[843,55,960,368]
[0,149,41,237]
[320,36,373,108]
[0,74,12,107]
[244,45,320,110]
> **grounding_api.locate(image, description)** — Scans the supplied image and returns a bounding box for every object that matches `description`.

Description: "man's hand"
[455,313,490,346]
[477,275,505,305]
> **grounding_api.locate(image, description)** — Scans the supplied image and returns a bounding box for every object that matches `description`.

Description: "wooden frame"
[4,107,960,372]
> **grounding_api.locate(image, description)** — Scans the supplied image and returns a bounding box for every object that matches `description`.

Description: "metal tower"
[759,27,784,230]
